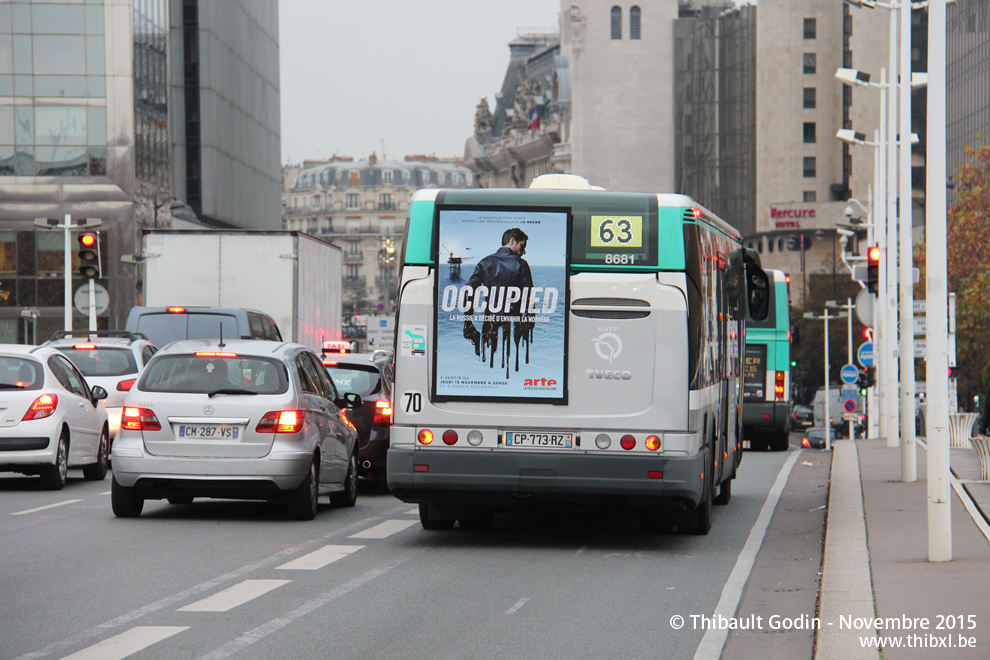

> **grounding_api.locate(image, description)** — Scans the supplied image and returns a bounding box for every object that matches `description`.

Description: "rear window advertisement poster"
[743,344,767,399]
[434,208,568,402]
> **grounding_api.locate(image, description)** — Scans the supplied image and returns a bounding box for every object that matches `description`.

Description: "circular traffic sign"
[840,363,859,384]
[73,282,110,315]
[844,398,857,413]
[858,341,874,368]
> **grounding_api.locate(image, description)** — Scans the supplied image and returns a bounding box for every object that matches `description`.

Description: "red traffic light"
[79,232,97,247]
[867,246,881,264]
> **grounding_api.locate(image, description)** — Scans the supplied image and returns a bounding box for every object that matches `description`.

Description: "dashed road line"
[505,598,530,615]
[349,519,418,539]
[11,500,82,515]
[61,626,188,660]
[177,579,290,612]
[276,545,364,570]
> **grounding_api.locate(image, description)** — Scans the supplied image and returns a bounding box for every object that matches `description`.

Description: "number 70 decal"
[402,391,423,414]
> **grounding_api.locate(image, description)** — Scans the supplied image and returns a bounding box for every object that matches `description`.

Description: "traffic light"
[857,367,875,393]
[866,245,880,294]
[77,231,101,279]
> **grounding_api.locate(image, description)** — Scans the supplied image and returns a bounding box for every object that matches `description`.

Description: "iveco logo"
[589,369,632,380]
[591,332,622,364]
[204,405,214,415]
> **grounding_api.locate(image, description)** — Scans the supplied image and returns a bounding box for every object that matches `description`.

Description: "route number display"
[591,216,642,248]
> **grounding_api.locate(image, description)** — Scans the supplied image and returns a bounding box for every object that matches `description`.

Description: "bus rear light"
[442,429,458,445]
[117,378,136,391]
[23,394,58,421]
[418,429,434,445]
[620,435,636,451]
[647,471,663,479]
[645,435,661,451]
[414,464,429,472]
[762,413,772,419]
[467,430,483,446]
[121,407,160,431]
[595,434,611,449]
[775,371,786,399]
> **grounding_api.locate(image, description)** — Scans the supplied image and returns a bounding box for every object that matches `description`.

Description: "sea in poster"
[434,208,568,401]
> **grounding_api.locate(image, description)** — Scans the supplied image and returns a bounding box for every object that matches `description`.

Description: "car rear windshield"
[58,346,138,377]
[325,364,381,397]
[134,313,239,347]
[139,355,288,394]
[0,357,43,390]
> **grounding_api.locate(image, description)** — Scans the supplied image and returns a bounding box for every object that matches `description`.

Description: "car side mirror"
[341,392,362,409]
[91,385,108,403]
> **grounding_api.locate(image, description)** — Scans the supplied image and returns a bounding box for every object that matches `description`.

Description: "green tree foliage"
[916,138,990,408]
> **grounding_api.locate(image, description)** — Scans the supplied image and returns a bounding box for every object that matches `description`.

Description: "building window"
[346,217,361,233]
[346,241,361,257]
[420,170,431,185]
[379,193,395,210]
[349,170,359,186]
[437,171,445,185]
[611,6,622,40]
[382,169,393,184]
[346,193,360,209]
[803,191,817,202]
[803,157,816,178]
[346,264,360,280]
[768,239,774,253]
[630,6,641,40]
[803,122,817,143]
[451,173,461,185]
[803,87,816,109]
[804,18,816,40]
[803,53,816,74]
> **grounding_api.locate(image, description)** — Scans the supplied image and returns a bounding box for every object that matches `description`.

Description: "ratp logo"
[591,332,622,364]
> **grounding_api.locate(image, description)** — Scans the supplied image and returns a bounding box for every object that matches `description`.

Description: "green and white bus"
[386,176,769,534]
[741,269,791,450]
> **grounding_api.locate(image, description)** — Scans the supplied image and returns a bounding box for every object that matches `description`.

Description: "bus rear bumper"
[742,401,791,432]
[386,446,705,511]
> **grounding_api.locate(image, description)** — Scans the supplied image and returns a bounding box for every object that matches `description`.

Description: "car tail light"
[442,429,458,445]
[645,435,661,451]
[73,344,96,350]
[167,306,186,313]
[595,434,611,449]
[620,434,636,451]
[121,407,161,431]
[373,399,392,424]
[775,371,786,399]
[22,394,58,421]
[793,412,799,420]
[256,410,305,434]
[418,429,434,445]
[802,437,811,448]
[322,359,337,366]
[117,378,136,391]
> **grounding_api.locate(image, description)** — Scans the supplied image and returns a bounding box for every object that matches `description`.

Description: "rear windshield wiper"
[207,388,258,398]
[0,384,27,390]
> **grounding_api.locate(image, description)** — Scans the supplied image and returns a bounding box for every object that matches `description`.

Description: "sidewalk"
[816,438,990,658]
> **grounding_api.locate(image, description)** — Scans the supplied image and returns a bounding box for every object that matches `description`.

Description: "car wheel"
[40,431,68,491]
[419,503,455,530]
[83,428,109,481]
[714,476,732,505]
[111,475,144,517]
[287,460,319,520]
[682,456,713,535]
[329,451,358,508]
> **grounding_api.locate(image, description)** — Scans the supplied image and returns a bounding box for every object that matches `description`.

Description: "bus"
[386,176,769,534]
[741,269,791,451]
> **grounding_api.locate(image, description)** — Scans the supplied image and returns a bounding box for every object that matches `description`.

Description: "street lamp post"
[805,309,847,452]
[827,299,858,440]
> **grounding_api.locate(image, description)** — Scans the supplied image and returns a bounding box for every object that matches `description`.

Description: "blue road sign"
[858,341,874,368]
[840,363,859,384]
[844,398,857,413]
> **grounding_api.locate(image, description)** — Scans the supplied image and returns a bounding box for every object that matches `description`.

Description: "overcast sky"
[278,1,561,165]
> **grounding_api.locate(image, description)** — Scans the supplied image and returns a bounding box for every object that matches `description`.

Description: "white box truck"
[139,230,343,353]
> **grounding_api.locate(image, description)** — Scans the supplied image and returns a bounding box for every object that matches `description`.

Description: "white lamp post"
[805,309,847,452]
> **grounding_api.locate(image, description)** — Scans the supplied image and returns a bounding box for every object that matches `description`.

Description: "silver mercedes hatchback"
[110,339,361,520]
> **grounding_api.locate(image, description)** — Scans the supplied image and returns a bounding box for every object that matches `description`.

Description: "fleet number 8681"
[604,254,635,264]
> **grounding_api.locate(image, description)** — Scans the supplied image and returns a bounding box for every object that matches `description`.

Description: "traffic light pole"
[33,215,103,335]
[827,298,857,440]
[63,214,71,331]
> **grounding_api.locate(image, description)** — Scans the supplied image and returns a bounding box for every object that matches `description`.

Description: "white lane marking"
[61,626,188,660]
[276,545,364,570]
[13,504,412,660]
[177,580,290,612]
[505,598,530,615]
[349,519,418,539]
[693,449,802,660]
[100,491,111,495]
[11,500,82,516]
[195,554,415,660]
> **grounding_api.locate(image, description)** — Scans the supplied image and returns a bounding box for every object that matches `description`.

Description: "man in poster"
[462,228,535,370]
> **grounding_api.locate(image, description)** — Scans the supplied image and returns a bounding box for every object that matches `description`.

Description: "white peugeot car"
[111,339,362,520]
[0,345,110,490]
[42,331,158,439]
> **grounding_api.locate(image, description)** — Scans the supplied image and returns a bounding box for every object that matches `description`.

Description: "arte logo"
[524,377,558,387]
[591,332,622,364]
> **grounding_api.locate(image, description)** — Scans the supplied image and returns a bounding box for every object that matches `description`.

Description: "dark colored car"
[802,427,836,449]
[792,405,814,428]
[324,350,393,482]
[125,306,281,349]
